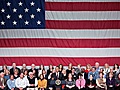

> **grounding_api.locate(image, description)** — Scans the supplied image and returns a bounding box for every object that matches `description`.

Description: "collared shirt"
[15,77,27,88]
[76,78,86,88]
[7,79,15,89]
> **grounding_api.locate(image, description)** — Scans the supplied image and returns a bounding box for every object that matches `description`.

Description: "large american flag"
[0,0,120,66]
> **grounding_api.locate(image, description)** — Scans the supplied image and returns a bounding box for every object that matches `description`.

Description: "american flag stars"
[0,0,43,28]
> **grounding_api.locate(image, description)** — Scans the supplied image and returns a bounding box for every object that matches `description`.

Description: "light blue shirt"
[7,79,16,89]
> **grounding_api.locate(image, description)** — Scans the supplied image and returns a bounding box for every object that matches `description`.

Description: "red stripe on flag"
[46,20,120,29]
[46,2,120,11]
[0,38,120,48]
[0,57,119,66]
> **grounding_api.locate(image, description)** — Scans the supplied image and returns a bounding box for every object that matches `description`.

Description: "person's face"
[105,64,109,68]
[78,64,81,68]
[68,73,72,79]
[89,75,93,80]
[92,68,95,72]
[3,65,7,70]
[43,70,46,74]
[31,65,35,69]
[79,75,82,79]
[50,65,53,69]
[20,73,24,79]
[40,75,43,79]
[12,63,16,68]
[109,73,113,78]
[110,68,113,72]
[6,69,9,74]
[41,65,44,69]
[56,67,59,72]
[59,65,62,68]
[10,75,14,80]
[100,68,103,72]
[118,74,120,78]
[95,63,99,68]
[99,73,103,78]
[30,74,33,78]
[24,71,28,75]
[22,64,26,68]
[1,73,4,78]
[115,64,118,68]
[69,63,72,68]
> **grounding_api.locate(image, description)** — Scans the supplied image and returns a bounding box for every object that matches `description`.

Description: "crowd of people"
[0,62,120,90]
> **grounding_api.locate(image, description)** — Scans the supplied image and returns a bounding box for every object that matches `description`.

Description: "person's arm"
[96,79,104,88]
[15,78,19,88]
[88,72,90,79]
[76,80,79,88]
[43,80,47,88]
[81,79,86,88]
[35,78,38,87]
[7,80,12,89]
[22,79,27,88]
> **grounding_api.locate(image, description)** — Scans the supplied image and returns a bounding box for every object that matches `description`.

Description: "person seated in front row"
[27,72,38,90]
[0,72,7,90]
[76,73,86,90]
[15,72,27,90]
[96,72,107,90]
[86,74,96,90]
[38,74,47,90]
[65,73,76,90]
[7,75,16,90]
[49,66,64,90]
[106,73,115,90]
[115,73,120,90]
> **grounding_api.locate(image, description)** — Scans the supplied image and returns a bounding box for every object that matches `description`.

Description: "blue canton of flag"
[0,0,45,29]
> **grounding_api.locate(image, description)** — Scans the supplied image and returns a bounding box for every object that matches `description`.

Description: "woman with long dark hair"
[76,73,86,90]
[65,73,76,90]
[86,74,96,90]
[96,72,107,90]
[38,74,47,90]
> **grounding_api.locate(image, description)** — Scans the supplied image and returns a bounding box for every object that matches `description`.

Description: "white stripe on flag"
[46,11,120,20]
[0,29,120,39]
[0,48,120,57]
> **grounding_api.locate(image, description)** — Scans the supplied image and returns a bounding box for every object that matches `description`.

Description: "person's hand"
[11,88,14,90]
[101,86,105,88]
[52,78,54,80]
[30,84,35,86]
[117,84,120,86]
[19,87,23,90]
[33,70,36,74]
[69,86,72,89]
[78,87,81,89]
[1,86,4,89]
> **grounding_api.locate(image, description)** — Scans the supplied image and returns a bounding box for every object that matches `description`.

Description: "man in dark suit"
[28,64,38,78]
[10,63,20,75]
[51,66,64,80]
[50,66,64,90]
[0,72,7,90]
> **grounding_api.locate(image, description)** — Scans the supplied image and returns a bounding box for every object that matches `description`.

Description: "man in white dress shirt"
[15,72,27,90]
